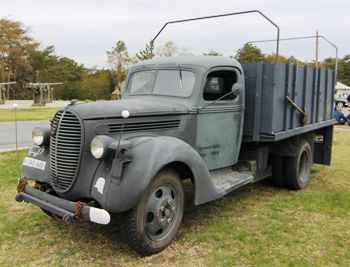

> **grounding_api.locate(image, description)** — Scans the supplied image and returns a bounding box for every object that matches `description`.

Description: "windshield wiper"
[177,64,183,89]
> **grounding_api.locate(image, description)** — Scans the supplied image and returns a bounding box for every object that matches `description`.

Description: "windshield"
[128,69,195,97]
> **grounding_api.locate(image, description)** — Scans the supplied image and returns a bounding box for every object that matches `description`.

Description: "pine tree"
[136,40,154,61]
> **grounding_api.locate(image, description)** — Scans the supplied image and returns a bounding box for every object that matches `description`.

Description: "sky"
[1,0,349,68]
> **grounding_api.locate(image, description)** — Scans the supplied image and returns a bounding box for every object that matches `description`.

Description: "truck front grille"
[50,110,83,192]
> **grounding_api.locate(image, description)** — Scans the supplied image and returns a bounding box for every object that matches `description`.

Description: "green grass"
[0,108,59,122]
[0,131,350,266]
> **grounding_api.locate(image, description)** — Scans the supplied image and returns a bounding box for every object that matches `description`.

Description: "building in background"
[335,82,350,99]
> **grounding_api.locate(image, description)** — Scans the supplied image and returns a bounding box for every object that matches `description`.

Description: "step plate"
[211,168,254,195]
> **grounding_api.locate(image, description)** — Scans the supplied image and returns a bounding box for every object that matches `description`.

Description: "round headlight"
[90,135,114,159]
[32,127,50,146]
[91,137,104,159]
[90,136,106,159]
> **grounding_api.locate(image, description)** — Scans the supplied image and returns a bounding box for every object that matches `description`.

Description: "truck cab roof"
[131,56,243,72]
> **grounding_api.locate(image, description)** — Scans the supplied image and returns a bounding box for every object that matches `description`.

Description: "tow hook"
[75,201,85,221]
[17,178,27,193]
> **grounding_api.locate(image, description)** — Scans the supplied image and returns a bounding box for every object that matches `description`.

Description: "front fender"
[91,136,219,213]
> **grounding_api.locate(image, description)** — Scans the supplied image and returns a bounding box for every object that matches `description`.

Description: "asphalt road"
[0,100,70,109]
[0,120,49,152]
[0,117,349,152]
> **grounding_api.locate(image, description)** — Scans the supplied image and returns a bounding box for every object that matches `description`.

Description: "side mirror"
[232,83,243,96]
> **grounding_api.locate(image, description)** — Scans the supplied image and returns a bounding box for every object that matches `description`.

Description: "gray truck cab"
[127,56,245,169]
[16,56,334,256]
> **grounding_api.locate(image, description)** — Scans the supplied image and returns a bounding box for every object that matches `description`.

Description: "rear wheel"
[336,101,344,108]
[284,140,313,190]
[121,169,184,256]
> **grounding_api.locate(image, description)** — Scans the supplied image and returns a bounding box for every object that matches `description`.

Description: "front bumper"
[15,179,110,225]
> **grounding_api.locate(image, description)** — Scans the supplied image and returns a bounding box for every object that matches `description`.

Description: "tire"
[121,169,185,256]
[284,140,313,190]
[270,155,285,187]
[336,101,344,108]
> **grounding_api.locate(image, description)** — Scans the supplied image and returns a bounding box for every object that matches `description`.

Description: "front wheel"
[121,169,184,256]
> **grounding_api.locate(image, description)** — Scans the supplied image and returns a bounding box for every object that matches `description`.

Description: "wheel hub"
[299,150,311,184]
[157,199,176,225]
[144,184,178,240]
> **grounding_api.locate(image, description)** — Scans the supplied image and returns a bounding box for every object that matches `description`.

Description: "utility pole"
[315,30,319,67]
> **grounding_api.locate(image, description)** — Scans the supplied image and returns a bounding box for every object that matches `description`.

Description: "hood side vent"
[108,119,180,134]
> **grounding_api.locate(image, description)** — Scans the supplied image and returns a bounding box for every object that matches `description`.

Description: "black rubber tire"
[270,155,285,187]
[336,101,344,108]
[284,139,313,190]
[121,169,184,256]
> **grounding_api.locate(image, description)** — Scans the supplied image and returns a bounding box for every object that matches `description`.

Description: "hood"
[66,97,190,120]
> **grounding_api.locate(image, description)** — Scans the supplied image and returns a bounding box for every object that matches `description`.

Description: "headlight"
[32,127,50,146]
[90,136,113,159]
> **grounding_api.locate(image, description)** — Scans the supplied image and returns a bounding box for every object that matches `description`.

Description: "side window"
[203,70,237,101]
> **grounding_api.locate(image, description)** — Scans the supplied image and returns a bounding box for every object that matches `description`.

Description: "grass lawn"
[0,108,59,122]
[0,131,349,266]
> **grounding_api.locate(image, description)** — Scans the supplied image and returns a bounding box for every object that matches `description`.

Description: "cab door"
[196,68,245,170]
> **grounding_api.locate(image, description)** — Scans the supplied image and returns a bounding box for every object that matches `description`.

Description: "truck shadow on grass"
[23,164,340,263]
[42,178,286,258]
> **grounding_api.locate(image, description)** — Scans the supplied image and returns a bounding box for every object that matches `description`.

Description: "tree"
[106,40,130,68]
[106,40,131,88]
[0,17,119,100]
[46,57,85,100]
[156,41,178,57]
[81,69,114,100]
[338,55,350,86]
[287,56,303,64]
[234,43,265,63]
[322,57,336,69]
[264,53,288,63]
[28,45,57,80]
[136,40,154,60]
[0,18,39,97]
[320,56,350,86]
[203,50,222,56]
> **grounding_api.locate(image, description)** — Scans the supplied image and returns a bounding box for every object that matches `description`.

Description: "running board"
[211,167,254,196]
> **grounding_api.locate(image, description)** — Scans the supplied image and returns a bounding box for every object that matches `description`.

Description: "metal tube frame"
[152,10,280,62]
[248,35,338,77]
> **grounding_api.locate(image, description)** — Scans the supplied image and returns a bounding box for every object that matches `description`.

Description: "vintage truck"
[16,55,335,255]
[15,10,336,254]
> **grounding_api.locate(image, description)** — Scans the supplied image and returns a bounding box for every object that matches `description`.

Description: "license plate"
[23,157,46,170]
